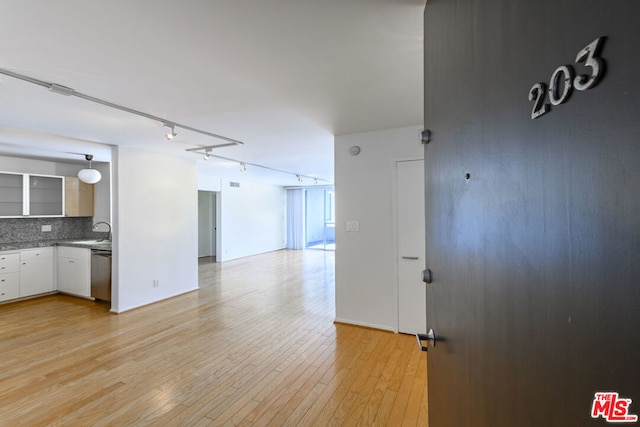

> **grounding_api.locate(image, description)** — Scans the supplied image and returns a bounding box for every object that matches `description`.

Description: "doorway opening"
[396,159,426,335]
[286,186,335,251]
[305,187,335,251]
[198,190,219,263]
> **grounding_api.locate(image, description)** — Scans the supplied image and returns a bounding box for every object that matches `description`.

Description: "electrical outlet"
[153,280,160,288]
[346,220,359,232]
[41,225,52,232]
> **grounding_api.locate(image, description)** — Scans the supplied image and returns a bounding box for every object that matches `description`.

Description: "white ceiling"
[0,0,425,186]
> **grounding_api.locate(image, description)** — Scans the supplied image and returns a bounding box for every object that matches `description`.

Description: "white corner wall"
[217,179,286,262]
[111,146,198,312]
[335,125,423,331]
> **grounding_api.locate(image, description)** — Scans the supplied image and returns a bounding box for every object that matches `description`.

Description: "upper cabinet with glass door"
[28,175,64,216]
[0,172,24,216]
[0,172,64,217]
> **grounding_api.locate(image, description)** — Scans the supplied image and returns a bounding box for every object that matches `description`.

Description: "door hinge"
[422,268,432,284]
[421,129,431,144]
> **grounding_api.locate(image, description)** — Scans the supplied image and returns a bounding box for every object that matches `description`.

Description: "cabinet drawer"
[0,272,20,301]
[57,246,90,261]
[0,253,19,273]
[20,247,53,261]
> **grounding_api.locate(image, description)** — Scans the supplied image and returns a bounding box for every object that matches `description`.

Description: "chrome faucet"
[93,221,112,242]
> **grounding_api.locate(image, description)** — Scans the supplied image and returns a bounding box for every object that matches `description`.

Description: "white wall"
[0,156,58,174]
[111,146,198,312]
[218,179,286,262]
[197,166,222,192]
[197,165,286,261]
[335,125,423,331]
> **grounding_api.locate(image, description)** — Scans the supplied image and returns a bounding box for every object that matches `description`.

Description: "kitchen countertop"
[0,239,112,252]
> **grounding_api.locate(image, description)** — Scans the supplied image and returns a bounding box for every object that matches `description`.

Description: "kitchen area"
[0,153,113,308]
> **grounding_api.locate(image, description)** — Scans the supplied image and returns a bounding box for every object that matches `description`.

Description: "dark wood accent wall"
[423,1,640,425]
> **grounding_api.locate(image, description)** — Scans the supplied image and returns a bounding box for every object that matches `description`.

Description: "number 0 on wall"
[529,37,605,119]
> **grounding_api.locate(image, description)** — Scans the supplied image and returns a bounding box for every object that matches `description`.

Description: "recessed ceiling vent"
[229,182,240,188]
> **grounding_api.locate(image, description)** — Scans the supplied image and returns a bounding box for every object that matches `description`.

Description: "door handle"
[416,329,437,352]
[402,256,419,260]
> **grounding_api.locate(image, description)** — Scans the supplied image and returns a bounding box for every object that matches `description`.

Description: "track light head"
[240,163,247,172]
[297,175,303,183]
[203,150,210,161]
[164,122,177,140]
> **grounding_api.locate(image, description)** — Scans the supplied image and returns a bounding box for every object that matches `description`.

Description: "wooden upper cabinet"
[65,177,94,217]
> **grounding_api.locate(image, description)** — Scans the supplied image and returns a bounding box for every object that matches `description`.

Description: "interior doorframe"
[198,190,221,261]
[391,156,425,334]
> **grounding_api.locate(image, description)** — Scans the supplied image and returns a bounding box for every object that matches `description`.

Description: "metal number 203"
[529,37,605,119]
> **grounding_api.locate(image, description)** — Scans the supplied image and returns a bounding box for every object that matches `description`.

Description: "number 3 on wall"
[574,37,605,91]
[529,37,605,119]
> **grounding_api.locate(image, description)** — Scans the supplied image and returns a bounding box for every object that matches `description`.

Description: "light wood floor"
[0,249,428,426]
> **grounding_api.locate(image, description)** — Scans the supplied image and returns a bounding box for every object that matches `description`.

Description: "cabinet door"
[0,272,20,301]
[0,172,25,216]
[19,248,54,296]
[57,249,91,297]
[28,175,63,216]
[0,252,20,274]
[65,177,94,217]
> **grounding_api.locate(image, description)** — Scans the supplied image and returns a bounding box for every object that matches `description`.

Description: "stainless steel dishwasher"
[91,250,112,302]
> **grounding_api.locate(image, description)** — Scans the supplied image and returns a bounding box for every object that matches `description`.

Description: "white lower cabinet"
[0,246,92,303]
[0,252,20,301]
[19,247,54,297]
[57,247,91,298]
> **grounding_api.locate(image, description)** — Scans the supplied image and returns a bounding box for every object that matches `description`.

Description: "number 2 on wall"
[529,37,605,119]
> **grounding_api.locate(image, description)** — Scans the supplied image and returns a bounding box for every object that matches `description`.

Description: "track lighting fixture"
[164,123,177,140]
[185,148,331,185]
[0,68,246,147]
[77,154,102,184]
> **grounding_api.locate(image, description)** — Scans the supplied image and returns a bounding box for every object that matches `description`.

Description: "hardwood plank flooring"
[0,249,427,426]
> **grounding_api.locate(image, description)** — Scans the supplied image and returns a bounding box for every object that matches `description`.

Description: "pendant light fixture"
[78,154,102,184]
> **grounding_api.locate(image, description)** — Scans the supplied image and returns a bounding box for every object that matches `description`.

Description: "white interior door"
[397,159,426,335]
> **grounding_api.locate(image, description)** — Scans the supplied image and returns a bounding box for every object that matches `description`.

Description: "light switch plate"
[346,220,359,232]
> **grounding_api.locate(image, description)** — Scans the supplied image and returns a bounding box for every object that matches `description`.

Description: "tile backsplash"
[0,217,99,244]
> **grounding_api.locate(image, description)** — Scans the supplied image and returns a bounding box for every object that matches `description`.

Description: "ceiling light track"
[0,68,244,146]
[187,149,332,184]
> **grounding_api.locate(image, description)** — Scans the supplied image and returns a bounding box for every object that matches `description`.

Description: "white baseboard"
[334,317,396,333]
[111,286,199,313]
